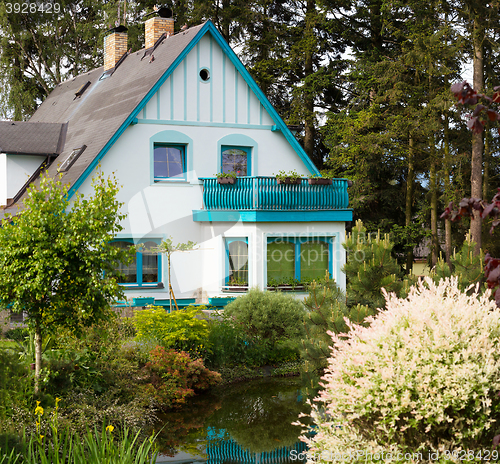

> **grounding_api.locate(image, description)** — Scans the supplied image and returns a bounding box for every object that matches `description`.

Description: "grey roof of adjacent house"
[0,121,67,155]
[1,22,206,216]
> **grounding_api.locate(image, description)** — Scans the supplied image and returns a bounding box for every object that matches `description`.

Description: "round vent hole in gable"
[199,69,210,81]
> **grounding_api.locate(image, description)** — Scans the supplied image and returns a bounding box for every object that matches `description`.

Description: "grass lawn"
[0,339,17,349]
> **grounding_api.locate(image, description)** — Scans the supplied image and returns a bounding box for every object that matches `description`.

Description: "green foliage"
[300,274,374,393]
[302,278,500,456]
[142,346,221,411]
[204,313,251,368]
[0,420,159,464]
[133,306,210,354]
[0,171,130,392]
[224,288,306,347]
[0,171,128,331]
[343,220,405,309]
[0,349,31,420]
[432,233,486,293]
[4,327,28,342]
[274,170,302,182]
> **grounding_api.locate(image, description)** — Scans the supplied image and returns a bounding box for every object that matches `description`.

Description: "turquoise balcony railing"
[199,177,349,211]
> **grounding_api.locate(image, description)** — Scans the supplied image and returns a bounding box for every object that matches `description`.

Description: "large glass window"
[225,238,248,286]
[266,237,331,286]
[221,146,250,176]
[154,144,186,180]
[111,240,161,286]
[267,240,295,284]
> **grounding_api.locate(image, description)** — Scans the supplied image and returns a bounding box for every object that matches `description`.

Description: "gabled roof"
[2,20,319,215]
[0,121,67,156]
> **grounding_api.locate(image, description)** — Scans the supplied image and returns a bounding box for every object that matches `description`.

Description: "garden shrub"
[133,305,210,354]
[301,277,500,460]
[141,346,221,411]
[224,287,306,347]
[4,327,29,342]
[204,314,251,368]
[300,274,374,394]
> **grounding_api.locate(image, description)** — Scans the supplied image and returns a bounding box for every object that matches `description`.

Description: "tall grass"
[0,424,158,464]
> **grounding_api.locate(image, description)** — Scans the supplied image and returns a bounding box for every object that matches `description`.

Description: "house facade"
[0,14,352,314]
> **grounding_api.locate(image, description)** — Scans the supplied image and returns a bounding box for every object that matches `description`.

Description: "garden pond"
[153,376,312,464]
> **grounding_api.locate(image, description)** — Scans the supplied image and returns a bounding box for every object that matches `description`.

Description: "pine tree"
[343,220,406,309]
[432,233,485,293]
[300,273,373,395]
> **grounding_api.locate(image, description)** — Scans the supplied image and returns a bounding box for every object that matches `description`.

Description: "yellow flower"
[35,401,44,416]
[40,435,44,439]
[106,425,114,433]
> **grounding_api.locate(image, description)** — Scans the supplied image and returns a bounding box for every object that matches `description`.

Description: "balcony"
[192,177,352,222]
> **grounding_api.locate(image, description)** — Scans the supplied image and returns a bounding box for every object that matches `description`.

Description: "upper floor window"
[221,146,251,177]
[111,239,161,287]
[154,144,186,181]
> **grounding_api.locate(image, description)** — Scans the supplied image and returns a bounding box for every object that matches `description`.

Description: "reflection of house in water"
[206,437,307,463]
[155,431,307,464]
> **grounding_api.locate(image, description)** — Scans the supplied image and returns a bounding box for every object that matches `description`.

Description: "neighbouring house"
[0,11,352,323]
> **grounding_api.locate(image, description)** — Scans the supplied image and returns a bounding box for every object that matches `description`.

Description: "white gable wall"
[0,154,44,206]
[137,34,275,128]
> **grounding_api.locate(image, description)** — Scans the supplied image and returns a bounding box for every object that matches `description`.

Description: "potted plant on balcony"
[308,172,333,185]
[275,170,302,185]
[216,171,237,184]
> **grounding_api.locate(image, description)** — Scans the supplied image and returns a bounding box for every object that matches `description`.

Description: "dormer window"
[59,145,86,172]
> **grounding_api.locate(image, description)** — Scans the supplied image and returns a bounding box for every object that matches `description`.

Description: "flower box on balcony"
[277,177,301,185]
[308,178,332,185]
[217,177,235,184]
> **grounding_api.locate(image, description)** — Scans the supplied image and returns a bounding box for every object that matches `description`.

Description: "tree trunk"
[470,15,484,255]
[303,0,316,161]
[483,128,490,200]
[444,113,452,264]
[34,321,42,395]
[406,136,415,274]
[430,144,438,267]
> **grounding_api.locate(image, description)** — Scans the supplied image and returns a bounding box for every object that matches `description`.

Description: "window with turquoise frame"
[154,144,186,181]
[266,237,331,286]
[221,146,251,176]
[111,239,162,287]
[225,238,249,286]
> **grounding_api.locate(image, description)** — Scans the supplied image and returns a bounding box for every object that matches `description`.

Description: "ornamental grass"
[300,277,500,462]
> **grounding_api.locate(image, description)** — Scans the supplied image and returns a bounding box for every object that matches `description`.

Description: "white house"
[0,13,352,313]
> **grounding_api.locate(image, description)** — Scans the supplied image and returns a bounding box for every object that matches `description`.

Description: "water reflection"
[154,377,310,463]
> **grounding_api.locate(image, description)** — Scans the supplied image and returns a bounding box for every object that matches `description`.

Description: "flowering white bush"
[300,278,500,462]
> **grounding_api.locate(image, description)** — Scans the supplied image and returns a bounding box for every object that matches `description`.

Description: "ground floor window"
[225,238,248,287]
[111,239,161,287]
[9,310,25,323]
[267,237,331,286]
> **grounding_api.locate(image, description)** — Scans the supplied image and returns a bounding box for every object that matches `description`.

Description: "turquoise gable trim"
[192,210,353,222]
[69,20,319,199]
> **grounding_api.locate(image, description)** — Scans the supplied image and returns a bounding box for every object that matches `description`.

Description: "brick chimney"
[104,26,128,71]
[145,16,174,49]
